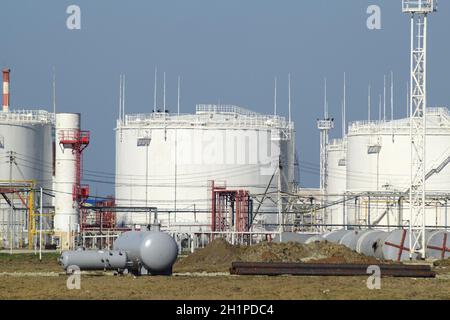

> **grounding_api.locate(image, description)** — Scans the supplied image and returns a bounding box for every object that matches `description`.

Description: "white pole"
[383,75,386,122]
[163,72,166,113]
[177,76,181,116]
[343,72,346,137]
[391,71,394,121]
[274,77,277,116]
[53,68,56,115]
[379,94,382,121]
[324,77,327,118]
[368,84,371,122]
[154,66,157,113]
[288,74,291,123]
[39,187,43,261]
[122,75,126,121]
[119,75,122,123]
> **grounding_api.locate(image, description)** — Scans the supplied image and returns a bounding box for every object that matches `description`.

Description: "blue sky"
[1,0,449,196]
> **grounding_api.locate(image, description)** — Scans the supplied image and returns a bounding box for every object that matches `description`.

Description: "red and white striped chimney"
[2,69,10,112]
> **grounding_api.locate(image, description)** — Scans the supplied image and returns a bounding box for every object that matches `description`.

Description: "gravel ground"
[1,245,449,300]
[0,274,449,300]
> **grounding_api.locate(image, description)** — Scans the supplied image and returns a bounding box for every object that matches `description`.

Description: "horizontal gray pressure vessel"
[113,231,178,274]
[59,250,128,270]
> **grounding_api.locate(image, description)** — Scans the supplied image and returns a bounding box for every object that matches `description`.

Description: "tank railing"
[428,107,450,125]
[196,104,260,117]
[0,109,54,123]
[329,138,344,147]
[122,112,293,130]
[349,107,450,133]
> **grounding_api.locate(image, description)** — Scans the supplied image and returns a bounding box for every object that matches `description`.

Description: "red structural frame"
[210,181,252,233]
[59,130,90,203]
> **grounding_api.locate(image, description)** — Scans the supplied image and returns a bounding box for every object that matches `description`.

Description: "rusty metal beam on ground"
[230,262,435,278]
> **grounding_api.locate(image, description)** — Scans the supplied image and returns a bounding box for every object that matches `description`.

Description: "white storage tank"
[325,138,347,229]
[53,113,81,245]
[115,104,295,232]
[0,110,54,248]
[346,108,450,228]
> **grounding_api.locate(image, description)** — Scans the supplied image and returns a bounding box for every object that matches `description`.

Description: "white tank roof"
[0,109,54,124]
[119,104,294,130]
[348,107,450,135]
[328,138,347,151]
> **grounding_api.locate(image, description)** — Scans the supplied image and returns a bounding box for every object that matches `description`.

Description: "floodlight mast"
[402,0,437,259]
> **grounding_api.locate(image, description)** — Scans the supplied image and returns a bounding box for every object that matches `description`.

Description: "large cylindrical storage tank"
[54,113,81,248]
[115,105,295,233]
[325,138,347,230]
[0,110,54,248]
[346,108,450,229]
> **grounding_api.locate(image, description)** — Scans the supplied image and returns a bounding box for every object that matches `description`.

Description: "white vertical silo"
[54,113,81,249]
[0,111,54,248]
[0,69,55,249]
[325,138,347,229]
[346,108,450,229]
[115,105,295,233]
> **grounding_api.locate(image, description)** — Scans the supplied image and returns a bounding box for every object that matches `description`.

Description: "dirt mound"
[240,241,380,265]
[173,239,382,273]
[174,239,242,273]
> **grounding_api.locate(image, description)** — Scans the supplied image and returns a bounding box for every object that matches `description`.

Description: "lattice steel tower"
[318,79,334,192]
[402,0,437,258]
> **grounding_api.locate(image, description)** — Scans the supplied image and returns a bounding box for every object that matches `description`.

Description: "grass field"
[0,252,449,300]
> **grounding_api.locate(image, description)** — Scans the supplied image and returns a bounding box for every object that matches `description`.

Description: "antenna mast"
[177,76,181,116]
[343,72,346,138]
[274,77,277,116]
[288,74,291,123]
[163,72,166,113]
[384,75,387,121]
[52,68,56,115]
[368,84,371,122]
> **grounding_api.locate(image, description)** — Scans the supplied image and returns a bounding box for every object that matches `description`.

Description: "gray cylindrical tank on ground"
[425,230,450,260]
[355,230,387,258]
[113,230,178,275]
[339,230,370,250]
[59,229,178,276]
[305,235,325,244]
[381,229,419,261]
[59,250,128,271]
[273,232,323,244]
[323,229,353,244]
[347,230,377,251]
